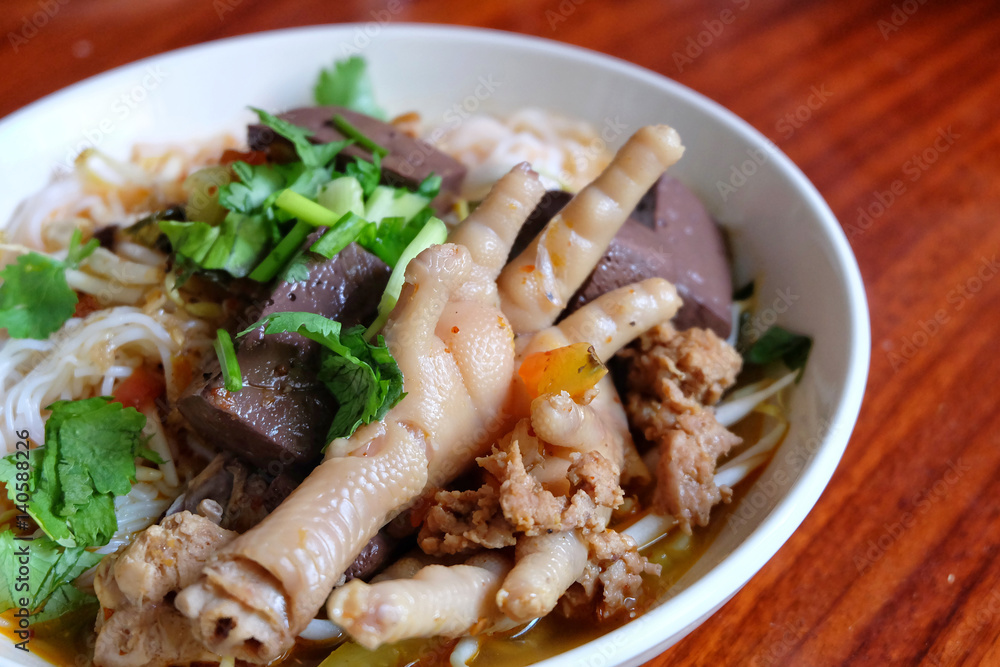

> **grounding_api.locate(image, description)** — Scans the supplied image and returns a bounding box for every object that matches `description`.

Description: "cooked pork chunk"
[623,323,743,531]
[627,323,742,405]
[561,529,661,622]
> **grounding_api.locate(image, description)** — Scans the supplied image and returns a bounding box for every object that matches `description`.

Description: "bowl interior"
[0,24,869,667]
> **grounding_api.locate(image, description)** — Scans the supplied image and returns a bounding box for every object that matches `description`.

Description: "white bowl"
[0,24,869,667]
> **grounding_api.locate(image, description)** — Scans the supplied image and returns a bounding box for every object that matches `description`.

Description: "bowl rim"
[0,23,871,667]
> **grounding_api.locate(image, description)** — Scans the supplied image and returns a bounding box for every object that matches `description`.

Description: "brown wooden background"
[2,0,999,665]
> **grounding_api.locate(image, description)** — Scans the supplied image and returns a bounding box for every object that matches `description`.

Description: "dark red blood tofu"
[178,243,390,470]
[546,175,733,338]
[248,106,466,212]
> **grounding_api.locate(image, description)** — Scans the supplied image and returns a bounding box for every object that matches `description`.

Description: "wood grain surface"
[2,0,999,665]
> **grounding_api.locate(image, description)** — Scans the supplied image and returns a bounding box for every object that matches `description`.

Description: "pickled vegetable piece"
[518,342,608,400]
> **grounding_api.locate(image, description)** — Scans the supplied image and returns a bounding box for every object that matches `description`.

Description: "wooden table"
[2,0,998,665]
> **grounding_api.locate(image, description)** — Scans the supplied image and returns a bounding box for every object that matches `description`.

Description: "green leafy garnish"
[273,189,343,227]
[332,113,389,157]
[310,213,369,259]
[160,213,278,279]
[250,108,352,170]
[416,174,443,200]
[363,185,430,227]
[0,532,102,622]
[745,326,813,375]
[214,329,243,392]
[0,229,98,339]
[279,254,311,283]
[359,209,435,268]
[314,55,387,119]
[164,110,352,282]
[238,313,405,441]
[345,154,382,198]
[218,162,287,214]
[0,397,151,547]
[366,216,449,339]
[249,220,315,283]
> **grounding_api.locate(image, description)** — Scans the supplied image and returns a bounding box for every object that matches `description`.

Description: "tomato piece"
[518,342,608,400]
[113,365,165,411]
[73,292,100,319]
[219,148,268,166]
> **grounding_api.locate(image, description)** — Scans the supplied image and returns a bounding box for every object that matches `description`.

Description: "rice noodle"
[0,306,185,453]
[715,369,798,427]
[94,481,176,555]
[450,637,481,667]
[298,619,343,642]
[141,406,179,488]
[429,109,612,200]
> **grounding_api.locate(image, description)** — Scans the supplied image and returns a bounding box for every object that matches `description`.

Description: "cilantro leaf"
[160,213,278,279]
[314,56,387,119]
[345,154,382,198]
[745,326,813,374]
[0,229,98,339]
[359,208,435,268]
[250,108,351,170]
[279,252,311,283]
[0,532,102,621]
[218,162,287,214]
[0,398,148,547]
[416,174,443,199]
[238,313,406,441]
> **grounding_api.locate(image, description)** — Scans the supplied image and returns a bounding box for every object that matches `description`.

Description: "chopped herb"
[332,113,389,157]
[366,216,448,339]
[416,173,443,199]
[214,329,243,392]
[274,189,342,227]
[160,213,278,279]
[123,207,185,249]
[0,229,98,339]
[248,219,314,283]
[360,208,435,268]
[238,312,406,441]
[250,108,352,170]
[363,185,430,227]
[279,252,312,283]
[345,153,382,198]
[0,532,102,622]
[310,213,369,259]
[218,161,288,214]
[0,397,151,547]
[317,176,365,218]
[314,55,387,119]
[745,325,813,376]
